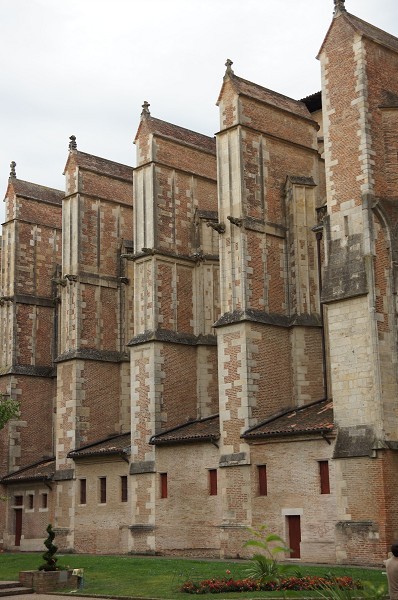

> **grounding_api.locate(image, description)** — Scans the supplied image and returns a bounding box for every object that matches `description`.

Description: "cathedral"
[1,0,398,565]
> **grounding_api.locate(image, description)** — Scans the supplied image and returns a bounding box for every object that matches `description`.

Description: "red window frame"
[209,469,217,496]
[99,477,107,503]
[258,465,267,496]
[121,475,128,502]
[160,473,168,499]
[319,461,330,494]
[80,479,87,504]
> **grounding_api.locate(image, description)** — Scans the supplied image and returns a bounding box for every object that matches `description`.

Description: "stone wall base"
[19,570,78,593]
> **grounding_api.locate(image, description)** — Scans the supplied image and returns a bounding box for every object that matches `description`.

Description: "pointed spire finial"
[9,161,16,179]
[334,0,347,16]
[141,101,150,118]
[225,59,234,78]
[69,135,77,151]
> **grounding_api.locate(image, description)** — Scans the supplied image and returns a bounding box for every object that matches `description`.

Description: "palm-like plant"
[244,524,291,583]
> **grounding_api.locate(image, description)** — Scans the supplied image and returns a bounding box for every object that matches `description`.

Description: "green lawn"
[0,553,387,599]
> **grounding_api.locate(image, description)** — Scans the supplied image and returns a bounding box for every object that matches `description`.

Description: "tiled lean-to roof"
[9,179,64,204]
[150,414,220,446]
[243,399,334,440]
[345,12,398,53]
[142,117,217,154]
[1,458,55,484]
[67,432,131,459]
[69,151,134,180]
[230,75,312,120]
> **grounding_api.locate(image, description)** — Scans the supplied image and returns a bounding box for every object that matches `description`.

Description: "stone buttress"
[53,140,134,550]
[318,5,398,563]
[128,104,219,552]
[0,167,62,545]
[215,61,325,556]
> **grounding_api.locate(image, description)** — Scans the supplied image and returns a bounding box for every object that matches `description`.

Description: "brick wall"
[73,458,131,554]
[250,438,337,563]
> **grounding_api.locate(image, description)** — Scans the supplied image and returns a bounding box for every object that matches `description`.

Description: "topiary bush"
[38,524,58,571]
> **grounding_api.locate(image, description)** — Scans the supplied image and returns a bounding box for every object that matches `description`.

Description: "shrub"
[38,524,58,571]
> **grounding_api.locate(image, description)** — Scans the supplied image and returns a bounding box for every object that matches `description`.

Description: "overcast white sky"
[1,0,397,225]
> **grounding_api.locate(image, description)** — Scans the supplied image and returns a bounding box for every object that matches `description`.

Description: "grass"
[0,552,387,599]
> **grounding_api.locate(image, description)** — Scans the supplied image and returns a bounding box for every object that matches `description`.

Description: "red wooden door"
[14,509,22,546]
[287,515,301,558]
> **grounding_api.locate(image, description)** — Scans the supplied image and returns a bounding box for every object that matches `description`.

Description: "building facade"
[1,0,398,564]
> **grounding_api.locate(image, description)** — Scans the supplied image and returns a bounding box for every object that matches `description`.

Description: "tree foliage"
[0,396,20,430]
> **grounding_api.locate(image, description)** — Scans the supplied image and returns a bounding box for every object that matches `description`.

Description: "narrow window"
[41,493,48,509]
[209,469,217,496]
[99,477,107,503]
[319,461,330,494]
[160,473,168,499]
[258,465,267,496]
[344,215,349,237]
[28,494,34,509]
[80,479,87,504]
[121,476,128,502]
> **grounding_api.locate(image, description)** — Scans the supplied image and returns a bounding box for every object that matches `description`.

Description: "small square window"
[121,476,128,503]
[258,465,267,496]
[14,495,23,506]
[208,469,217,496]
[160,473,168,499]
[99,477,107,504]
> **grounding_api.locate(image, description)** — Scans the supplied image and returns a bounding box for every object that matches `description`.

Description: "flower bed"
[181,575,362,594]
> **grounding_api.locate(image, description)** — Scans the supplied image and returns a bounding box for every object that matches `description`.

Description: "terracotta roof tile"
[1,458,55,484]
[67,432,131,458]
[243,399,334,440]
[227,75,311,120]
[9,179,64,204]
[346,13,398,53]
[300,91,322,113]
[143,117,216,154]
[70,151,134,180]
[150,414,220,445]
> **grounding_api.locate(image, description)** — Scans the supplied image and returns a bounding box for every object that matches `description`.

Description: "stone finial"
[9,161,17,179]
[334,0,347,16]
[225,59,234,77]
[141,101,150,118]
[69,135,77,151]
